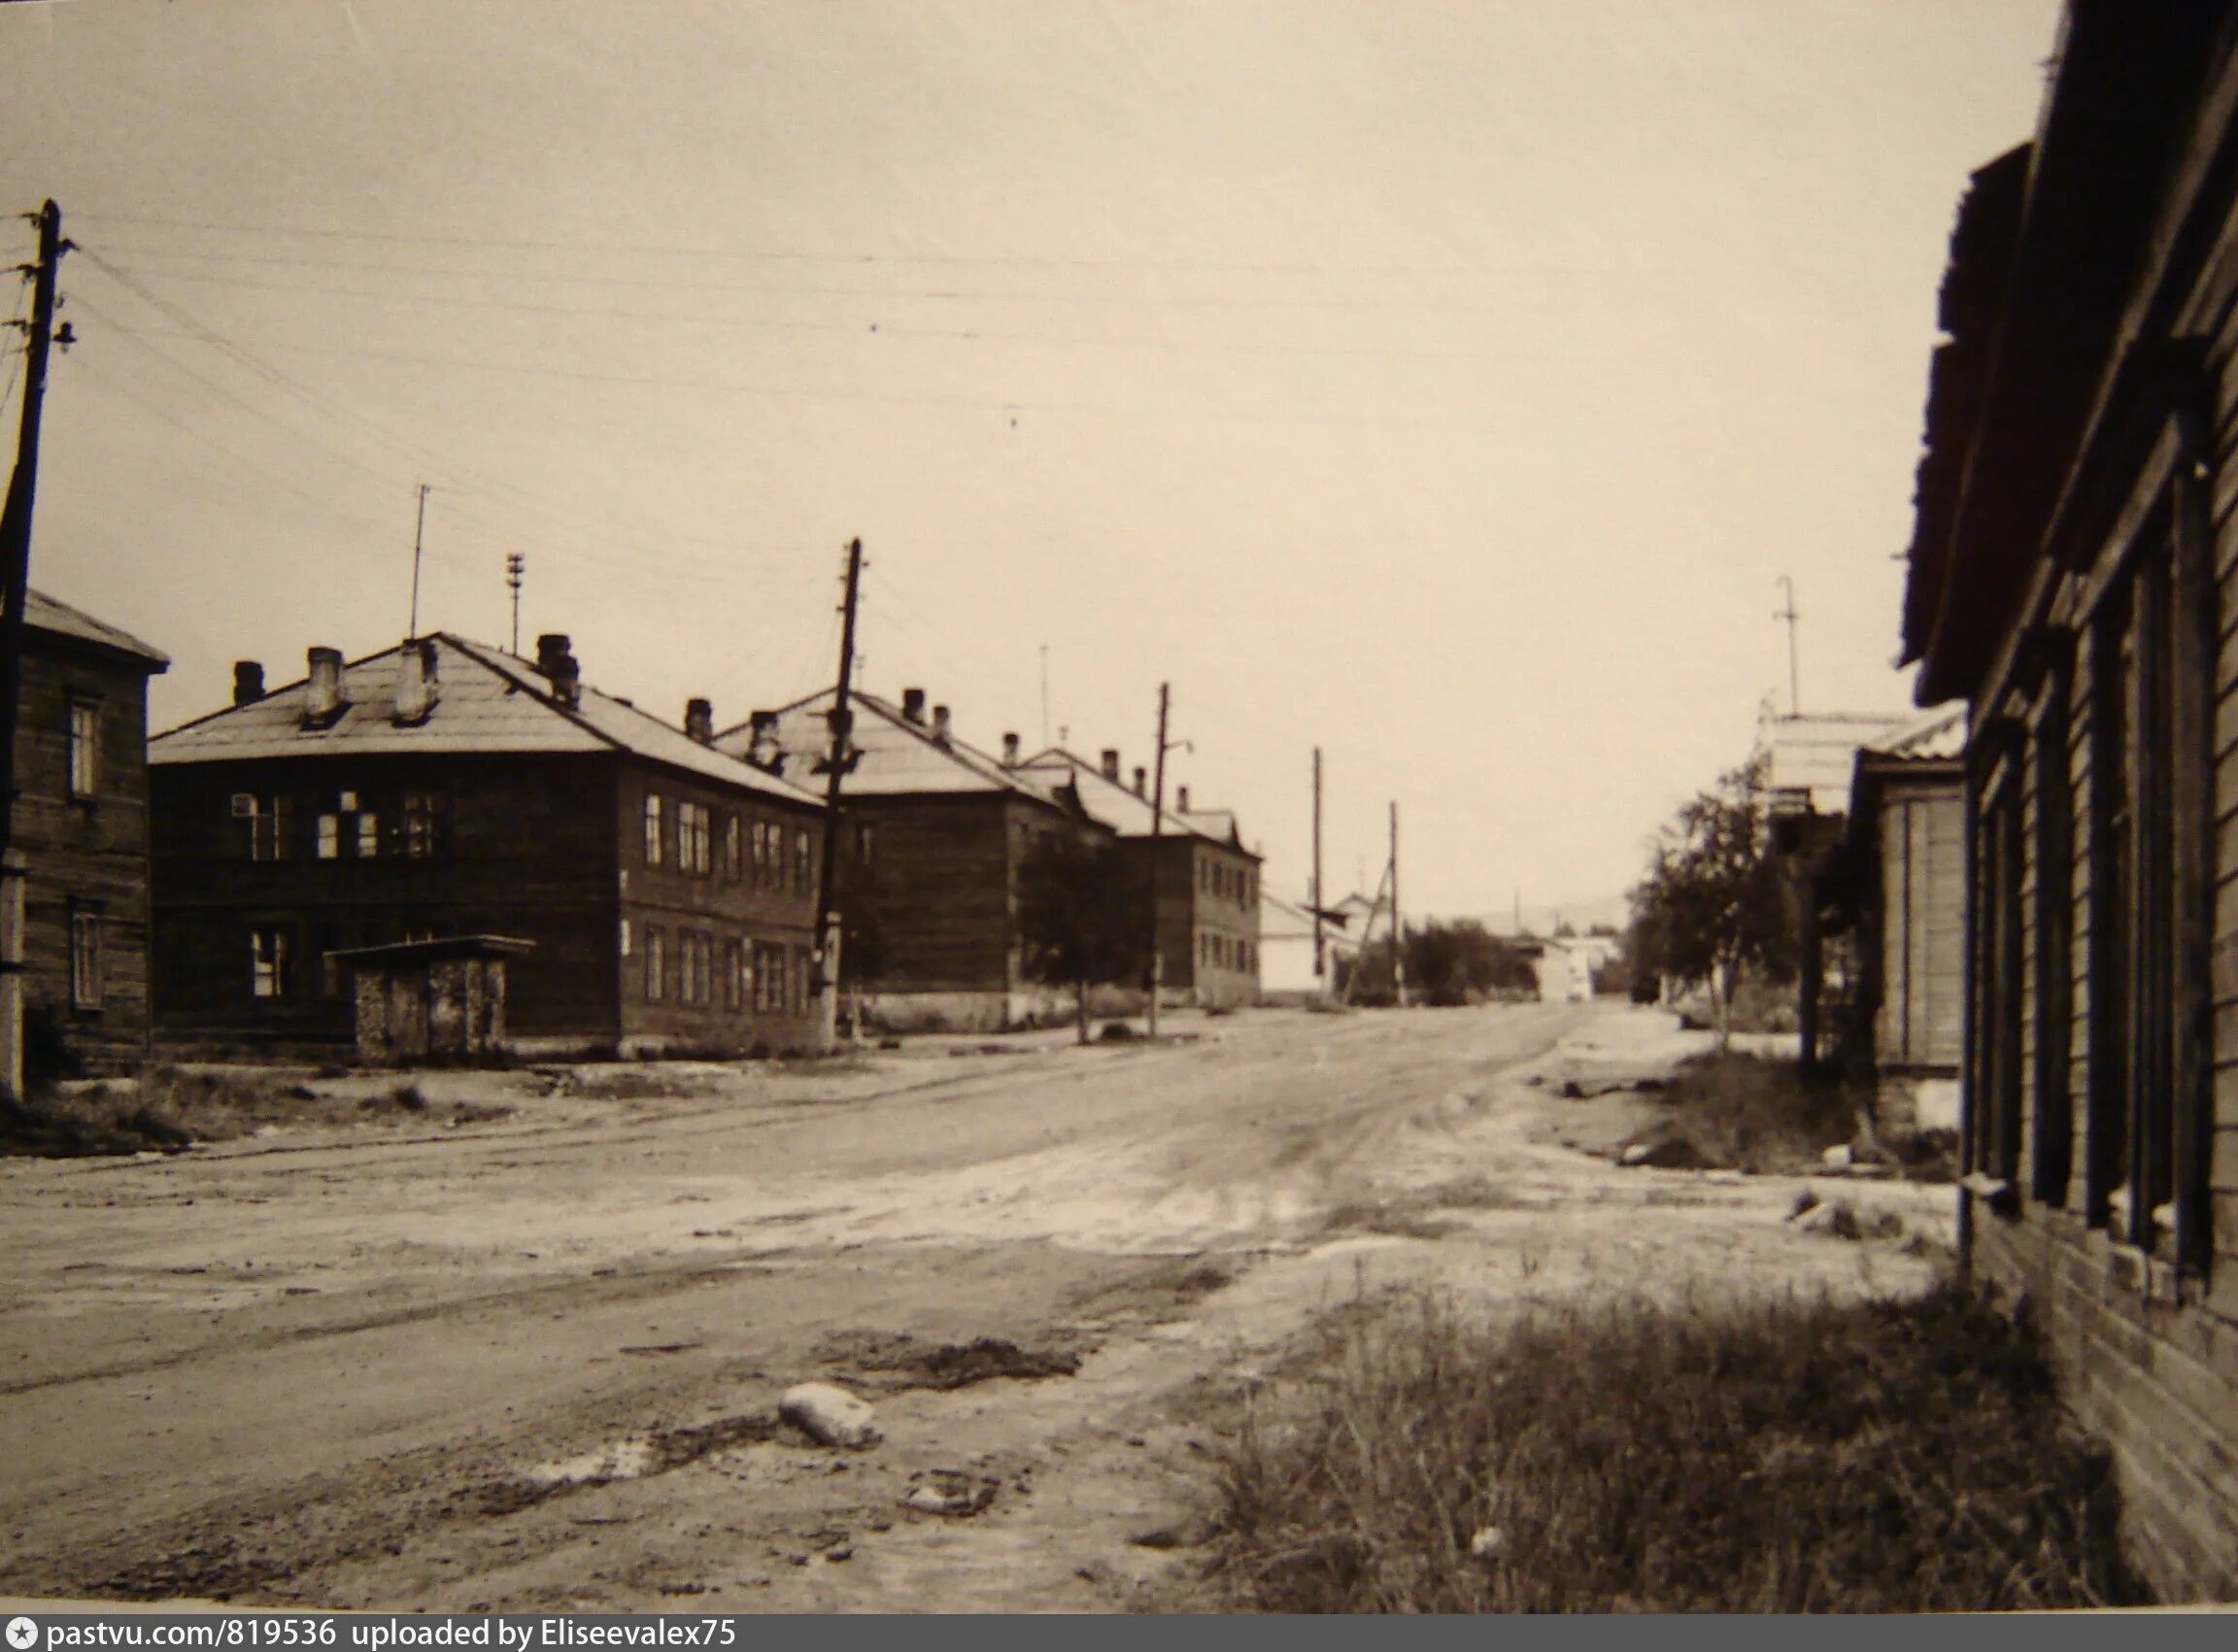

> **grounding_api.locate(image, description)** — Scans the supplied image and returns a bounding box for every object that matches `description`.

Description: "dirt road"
[0,1002,1950,1612]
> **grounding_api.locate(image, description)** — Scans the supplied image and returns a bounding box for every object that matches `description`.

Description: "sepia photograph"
[0,0,2232,1617]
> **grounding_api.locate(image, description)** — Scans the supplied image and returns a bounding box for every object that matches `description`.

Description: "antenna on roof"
[408,482,432,642]
[505,553,526,656]
[1039,643,1049,751]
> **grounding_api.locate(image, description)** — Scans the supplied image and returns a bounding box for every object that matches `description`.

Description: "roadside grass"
[1206,1281,2147,1613]
[1631,1053,1962,1182]
[0,1069,513,1158]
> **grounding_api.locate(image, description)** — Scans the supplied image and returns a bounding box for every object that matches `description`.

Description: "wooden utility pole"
[812,538,865,1050]
[0,201,67,1103]
[1146,682,1170,1039]
[1389,800,1407,1008]
[1310,747,1324,986]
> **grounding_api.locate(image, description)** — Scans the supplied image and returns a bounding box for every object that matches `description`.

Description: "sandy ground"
[0,1001,1956,1613]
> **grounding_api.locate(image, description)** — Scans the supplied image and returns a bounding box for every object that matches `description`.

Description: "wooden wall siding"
[614,759,824,1049]
[151,752,624,1049]
[832,793,1021,995]
[2018,685,2043,1191]
[1878,790,1965,1069]
[14,639,159,1073]
[1123,836,1262,1001]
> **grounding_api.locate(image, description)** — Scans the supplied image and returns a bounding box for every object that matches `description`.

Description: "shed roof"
[151,633,824,805]
[20,589,168,669]
[328,934,537,965]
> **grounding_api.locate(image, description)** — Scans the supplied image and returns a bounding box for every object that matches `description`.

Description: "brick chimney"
[1176,785,1190,812]
[535,633,581,710]
[932,704,952,744]
[393,638,439,726]
[1133,765,1146,797]
[1100,748,1120,783]
[232,661,264,706]
[746,710,782,770]
[900,687,927,725]
[685,697,714,744]
[1001,731,1020,766]
[302,646,345,726]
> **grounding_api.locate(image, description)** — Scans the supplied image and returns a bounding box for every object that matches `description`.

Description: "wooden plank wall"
[13,639,160,1074]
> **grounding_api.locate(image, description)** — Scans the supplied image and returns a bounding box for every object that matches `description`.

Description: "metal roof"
[715,688,1074,804]
[1017,748,1257,856]
[151,632,825,805]
[21,590,168,668]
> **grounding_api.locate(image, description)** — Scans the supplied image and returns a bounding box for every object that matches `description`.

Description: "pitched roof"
[1015,748,1258,856]
[714,687,1079,807]
[21,590,168,669]
[151,632,824,805]
[1865,705,1967,763]
[1759,710,1921,817]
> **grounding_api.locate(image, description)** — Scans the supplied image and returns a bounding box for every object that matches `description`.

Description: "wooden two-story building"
[1014,748,1264,1008]
[8,590,169,1078]
[718,686,1108,1031]
[149,632,827,1059]
[1902,1,2238,1599]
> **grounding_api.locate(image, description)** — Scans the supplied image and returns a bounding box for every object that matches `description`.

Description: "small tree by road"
[1016,829,1144,1043]
[1626,755,1794,1047]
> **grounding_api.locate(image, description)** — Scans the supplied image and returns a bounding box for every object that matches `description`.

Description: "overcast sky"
[0,0,2057,921]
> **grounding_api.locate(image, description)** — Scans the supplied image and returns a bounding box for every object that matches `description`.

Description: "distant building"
[149,633,827,1059]
[1814,709,1965,1130]
[1254,889,1350,998]
[719,686,1110,1031]
[6,591,169,1077]
[1013,749,1264,1008]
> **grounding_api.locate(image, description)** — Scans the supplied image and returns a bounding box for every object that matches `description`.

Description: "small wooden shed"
[328,935,534,1065]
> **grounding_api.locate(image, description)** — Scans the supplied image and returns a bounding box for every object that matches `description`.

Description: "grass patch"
[1207,1282,2146,1613]
[1637,1052,1857,1176]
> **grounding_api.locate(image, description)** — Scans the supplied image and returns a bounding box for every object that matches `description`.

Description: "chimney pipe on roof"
[1133,765,1146,797]
[303,647,344,726]
[685,697,714,745]
[1177,785,1190,812]
[1001,731,1020,766]
[394,638,439,726]
[745,709,781,770]
[534,632,581,710]
[232,661,264,707]
[1101,749,1120,783]
[932,704,951,744]
[900,687,927,725]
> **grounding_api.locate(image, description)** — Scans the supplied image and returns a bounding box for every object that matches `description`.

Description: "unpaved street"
[0,1003,1950,1612]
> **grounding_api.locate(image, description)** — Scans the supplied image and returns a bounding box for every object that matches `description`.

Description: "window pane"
[68,702,98,796]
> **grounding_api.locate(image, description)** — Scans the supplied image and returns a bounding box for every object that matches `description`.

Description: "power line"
[94,254,1526,318]
[69,264,851,580]
[74,210,1486,279]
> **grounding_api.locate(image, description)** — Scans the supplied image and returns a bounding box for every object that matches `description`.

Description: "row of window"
[1199,858,1256,908]
[1971,476,2212,1274]
[233,791,444,862]
[643,792,815,892]
[627,920,813,1015]
[1200,930,1257,974]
